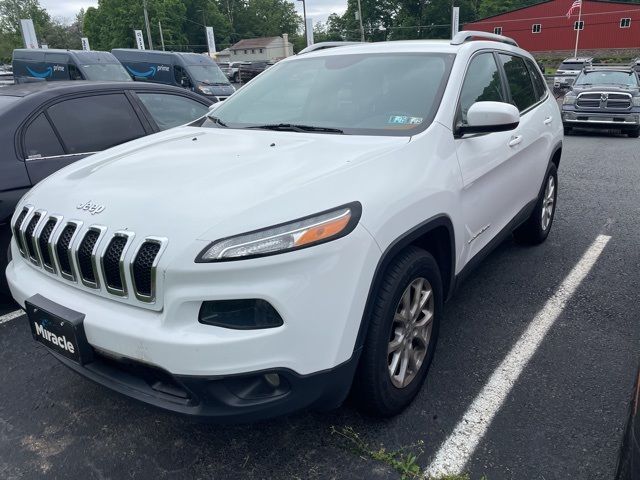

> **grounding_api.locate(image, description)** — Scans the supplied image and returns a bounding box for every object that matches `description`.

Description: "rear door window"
[499,54,539,112]
[136,93,209,130]
[524,58,548,101]
[47,94,146,154]
[23,113,65,159]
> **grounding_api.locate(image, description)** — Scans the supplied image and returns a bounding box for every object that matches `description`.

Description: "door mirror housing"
[457,101,520,136]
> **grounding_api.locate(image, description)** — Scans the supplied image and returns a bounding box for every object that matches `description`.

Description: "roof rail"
[451,30,518,47]
[298,41,363,55]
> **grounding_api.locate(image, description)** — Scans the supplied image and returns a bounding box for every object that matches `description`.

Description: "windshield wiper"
[246,123,344,134]
[208,116,228,127]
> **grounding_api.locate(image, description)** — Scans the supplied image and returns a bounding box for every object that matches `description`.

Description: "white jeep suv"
[7,32,562,421]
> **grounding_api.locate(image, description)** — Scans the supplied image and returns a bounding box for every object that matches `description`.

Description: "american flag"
[566,0,582,18]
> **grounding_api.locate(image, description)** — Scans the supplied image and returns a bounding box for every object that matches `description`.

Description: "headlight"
[198,85,215,95]
[633,96,640,107]
[197,202,362,262]
[563,94,577,105]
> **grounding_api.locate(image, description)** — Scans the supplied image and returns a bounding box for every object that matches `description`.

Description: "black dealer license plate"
[25,295,93,364]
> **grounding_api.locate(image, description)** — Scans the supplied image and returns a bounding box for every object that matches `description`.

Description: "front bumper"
[562,109,640,129]
[7,225,380,418]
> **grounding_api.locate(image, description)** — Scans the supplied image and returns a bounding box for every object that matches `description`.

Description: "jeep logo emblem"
[76,200,105,215]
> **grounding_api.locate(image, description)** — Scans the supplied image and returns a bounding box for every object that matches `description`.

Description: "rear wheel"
[352,247,442,417]
[513,163,558,245]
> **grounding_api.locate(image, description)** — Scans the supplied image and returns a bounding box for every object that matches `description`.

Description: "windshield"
[204,53,454,136]
[575,70,638,86]
[559,62,584,71]
[187,65,229,84]
[0,95,18,111]
[80,63,132,81]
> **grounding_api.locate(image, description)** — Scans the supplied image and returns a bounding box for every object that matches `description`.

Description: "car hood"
[20,126,410,245]
[570,85,640,95]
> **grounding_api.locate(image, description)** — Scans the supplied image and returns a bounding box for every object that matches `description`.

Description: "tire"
[563,124,573,135]
[352,246,442,417]
[627,128,640,138]
[233,72,240,83]
[513,163,558,245]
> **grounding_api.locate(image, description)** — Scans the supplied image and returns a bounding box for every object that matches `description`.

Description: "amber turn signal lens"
[294,212,351,247]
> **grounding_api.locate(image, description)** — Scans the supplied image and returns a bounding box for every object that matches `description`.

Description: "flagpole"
[573,0,583,58]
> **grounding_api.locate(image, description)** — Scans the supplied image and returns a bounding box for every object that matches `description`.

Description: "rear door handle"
[508,135,523,147]
[544,116,553,125]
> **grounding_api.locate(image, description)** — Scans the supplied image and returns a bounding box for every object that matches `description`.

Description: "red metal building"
[464,0,640,52]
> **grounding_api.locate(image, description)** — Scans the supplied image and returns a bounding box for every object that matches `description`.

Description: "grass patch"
[331,426,424,479]
[330,426,478,480]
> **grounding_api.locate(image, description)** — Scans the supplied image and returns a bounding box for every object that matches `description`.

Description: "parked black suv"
[0,81,211,294]
[561,66,640,137]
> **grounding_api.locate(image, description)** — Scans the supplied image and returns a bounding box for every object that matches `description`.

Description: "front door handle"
[544,116,553,125]
[508,135,523,147]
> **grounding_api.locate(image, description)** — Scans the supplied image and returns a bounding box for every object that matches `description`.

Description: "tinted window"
[23,113,64,158]
[499,54,538,112]
[458,53,505,124]
[47,94,146,154]
[575,70,638,87]
[137,93,208,130]
[559,62,585,71]
[525,58,547,100]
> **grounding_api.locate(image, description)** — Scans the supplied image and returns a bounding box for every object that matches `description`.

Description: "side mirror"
[457,101,520,136]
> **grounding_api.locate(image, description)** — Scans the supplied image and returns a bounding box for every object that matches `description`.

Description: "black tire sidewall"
[356,248,443,416]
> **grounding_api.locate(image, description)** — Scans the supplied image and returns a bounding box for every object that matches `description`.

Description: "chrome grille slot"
[38,218,59,272]
[131,238,166,302]
[56,223,79,280]
[101,233,132,296]
[24,212,42,264]
[76,228,103,288]
[12,208,29,256]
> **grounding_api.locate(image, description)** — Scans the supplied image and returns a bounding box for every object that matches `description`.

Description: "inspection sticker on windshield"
[388,115,423,125]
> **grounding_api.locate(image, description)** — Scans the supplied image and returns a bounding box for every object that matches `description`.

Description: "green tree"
[83,0,187,51]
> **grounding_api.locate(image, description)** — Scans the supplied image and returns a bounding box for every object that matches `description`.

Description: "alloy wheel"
[387,277,434,389]
[541,175,555,231]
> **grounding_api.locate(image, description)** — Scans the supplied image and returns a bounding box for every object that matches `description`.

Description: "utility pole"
[142,0,153,50]
[158,21,165,50]
[356,0,365,42]
[297,0,308,47]
[201,9,211,56]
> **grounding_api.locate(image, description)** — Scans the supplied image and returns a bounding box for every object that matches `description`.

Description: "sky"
[39,0,348,26]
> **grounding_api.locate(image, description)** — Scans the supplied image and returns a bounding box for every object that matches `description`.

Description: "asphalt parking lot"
[1,129,639,479]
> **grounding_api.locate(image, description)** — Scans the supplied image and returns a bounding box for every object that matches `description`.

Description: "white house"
[229,35,293,62]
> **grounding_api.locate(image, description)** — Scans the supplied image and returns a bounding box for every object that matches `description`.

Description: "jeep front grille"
[11,206,167,304]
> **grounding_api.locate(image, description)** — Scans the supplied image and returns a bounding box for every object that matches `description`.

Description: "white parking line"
[425,234,611,478]
[0,309,24,325]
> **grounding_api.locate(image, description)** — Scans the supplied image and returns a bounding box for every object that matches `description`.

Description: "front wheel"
[627,128,640,138]
[513,163,558,245]
[352,247,442,417]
